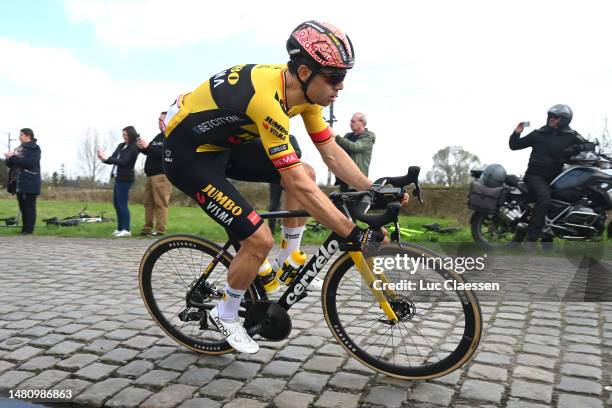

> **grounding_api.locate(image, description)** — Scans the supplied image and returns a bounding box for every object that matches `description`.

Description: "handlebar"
[330,166,423,229]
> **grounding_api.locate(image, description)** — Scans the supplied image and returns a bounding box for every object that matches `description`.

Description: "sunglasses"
[549,114,560,120]
[319,71,346,86]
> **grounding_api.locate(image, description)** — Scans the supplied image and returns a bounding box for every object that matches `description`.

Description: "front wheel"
[322,242,482,380]
[139,234,257,355]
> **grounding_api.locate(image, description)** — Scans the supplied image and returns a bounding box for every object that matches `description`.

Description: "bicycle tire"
[139,234,257,355]
[322,241,482,380]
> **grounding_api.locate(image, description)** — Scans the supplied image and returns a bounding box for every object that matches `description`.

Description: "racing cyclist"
[163,20,408,353]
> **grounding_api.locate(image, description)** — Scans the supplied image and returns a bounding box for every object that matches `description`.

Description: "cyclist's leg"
[164,141,272,353]
[227,141,316,281]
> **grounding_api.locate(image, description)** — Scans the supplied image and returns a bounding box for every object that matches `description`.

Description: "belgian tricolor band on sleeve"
[309,127,333,145]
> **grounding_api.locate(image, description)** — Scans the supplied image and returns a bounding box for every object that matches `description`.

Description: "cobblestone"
[200,378,244,400]
[261,360,301,377]
[410,383,454,406]
[220,361,260,380]
[555,376,603,395]
[314,390,360,408]
[17,369,70,389]
[364,385,407,408]
[328,371,370,391]
[141,384,197,408]
[557,394,603,408]
[106,386,153,407]
[1,238,610,407]
[460,380,504,404]
[467,363,508,381]
[240,377,286,399]
[73,377,132,406]
[76,362,119,381]
[288,371,330,393]
[510,380,553,403]
[134,369,181,387]
[560,362,602,380]
[273,390,315,408]
[18,355,59,371]
[177,367,219,386]
[0,370,35,391]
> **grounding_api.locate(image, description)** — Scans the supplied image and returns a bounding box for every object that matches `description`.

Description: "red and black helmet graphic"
[286,21,355,70]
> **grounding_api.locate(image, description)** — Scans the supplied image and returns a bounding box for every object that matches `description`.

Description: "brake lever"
[413,182,424,204]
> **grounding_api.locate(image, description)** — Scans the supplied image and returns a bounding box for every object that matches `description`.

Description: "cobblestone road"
[0,236,610,407]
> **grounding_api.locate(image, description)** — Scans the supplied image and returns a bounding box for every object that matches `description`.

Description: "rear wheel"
[322,242,482,380]
[139,234,257,354]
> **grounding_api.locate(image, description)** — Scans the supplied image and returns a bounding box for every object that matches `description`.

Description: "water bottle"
[258,259,279,293]
[277,250,307,285]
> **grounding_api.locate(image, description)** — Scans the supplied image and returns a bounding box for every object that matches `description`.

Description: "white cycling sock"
[218,284,245,320]
[275,225,305,266]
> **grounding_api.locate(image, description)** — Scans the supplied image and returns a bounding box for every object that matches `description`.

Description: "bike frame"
[190,209,399,322]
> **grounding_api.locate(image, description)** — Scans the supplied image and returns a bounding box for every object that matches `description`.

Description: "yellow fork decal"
[349,251,398,322]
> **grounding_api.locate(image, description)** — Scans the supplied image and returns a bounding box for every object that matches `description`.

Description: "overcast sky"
[2,0,612,183]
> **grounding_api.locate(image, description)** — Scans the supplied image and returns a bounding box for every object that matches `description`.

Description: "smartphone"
[523,121,530,128]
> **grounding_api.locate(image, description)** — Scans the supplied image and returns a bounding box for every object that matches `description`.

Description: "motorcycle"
[468,144,612,248]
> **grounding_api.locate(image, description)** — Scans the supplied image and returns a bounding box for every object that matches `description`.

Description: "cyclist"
[163,20,407,353]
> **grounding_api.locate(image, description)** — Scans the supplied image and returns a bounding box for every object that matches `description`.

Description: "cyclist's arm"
[300,105,371,190]
[280,166,354,237]
[317,138,372,191]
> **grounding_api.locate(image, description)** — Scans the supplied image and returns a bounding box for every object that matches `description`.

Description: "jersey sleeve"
[300,104,333,145]
[249,99,301,172]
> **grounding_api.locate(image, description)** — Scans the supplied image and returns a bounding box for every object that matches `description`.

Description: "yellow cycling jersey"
[164,64,333,172]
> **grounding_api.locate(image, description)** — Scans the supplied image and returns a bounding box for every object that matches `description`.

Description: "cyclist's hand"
[341,226,385,254]
[381,226,390,245]
[400,192,410,206]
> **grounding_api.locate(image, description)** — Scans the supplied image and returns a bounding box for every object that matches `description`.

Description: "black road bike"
[139,167,482,379]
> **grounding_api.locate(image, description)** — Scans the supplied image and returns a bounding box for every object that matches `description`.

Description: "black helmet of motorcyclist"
[547,104,573,128]
[481,163,507,188]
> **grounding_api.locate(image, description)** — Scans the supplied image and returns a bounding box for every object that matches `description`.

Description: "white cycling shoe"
[209,306,259,354]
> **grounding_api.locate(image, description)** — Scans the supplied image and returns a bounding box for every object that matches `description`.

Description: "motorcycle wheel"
[470,211,519,249]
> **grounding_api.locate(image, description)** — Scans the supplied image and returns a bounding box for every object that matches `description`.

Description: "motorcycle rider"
[509,104,591,242]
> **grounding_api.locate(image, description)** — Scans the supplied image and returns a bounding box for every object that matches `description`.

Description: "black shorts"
[163,137,299,241]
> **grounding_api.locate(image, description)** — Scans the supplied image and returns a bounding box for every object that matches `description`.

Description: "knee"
[302,163,316,181]
[242,225,274,255]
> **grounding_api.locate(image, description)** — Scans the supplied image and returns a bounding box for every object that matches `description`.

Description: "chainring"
[244,301,292,341]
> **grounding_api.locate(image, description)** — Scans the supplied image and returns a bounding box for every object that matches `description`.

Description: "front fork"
[348,251,399,322]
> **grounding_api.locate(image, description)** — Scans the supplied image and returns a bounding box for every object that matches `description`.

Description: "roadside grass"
[0,198,469,244]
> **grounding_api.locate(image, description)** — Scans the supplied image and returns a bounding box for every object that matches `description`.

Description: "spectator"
[268,135,302,235]
[97,126,140,237]
[4,128,41,235]
[137,112,173,237]
[335,112,375,191]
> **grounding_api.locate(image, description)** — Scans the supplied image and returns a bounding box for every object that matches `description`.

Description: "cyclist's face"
[308,72,344,106]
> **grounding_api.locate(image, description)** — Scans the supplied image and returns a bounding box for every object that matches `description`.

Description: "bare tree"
[426,145,481,186]
[78,127,105,189]
[600,118,611,153]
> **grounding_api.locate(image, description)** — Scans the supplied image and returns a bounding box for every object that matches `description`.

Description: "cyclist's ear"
[297,64,313,81]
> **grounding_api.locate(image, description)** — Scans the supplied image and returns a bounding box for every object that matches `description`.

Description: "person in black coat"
[97,126,140,237]
[4,128,41,235]
[509,104,590,241]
